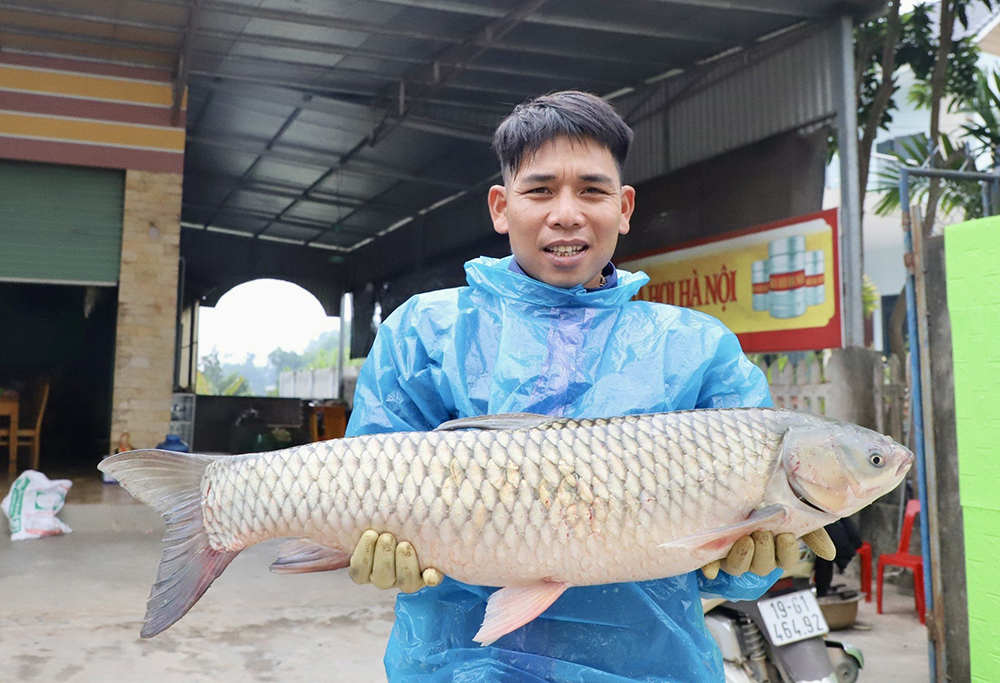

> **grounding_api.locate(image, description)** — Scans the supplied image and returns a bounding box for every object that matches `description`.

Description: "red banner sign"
[620,209,842,353]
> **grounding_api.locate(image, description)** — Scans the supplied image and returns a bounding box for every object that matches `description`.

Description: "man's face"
[488,136,635,289]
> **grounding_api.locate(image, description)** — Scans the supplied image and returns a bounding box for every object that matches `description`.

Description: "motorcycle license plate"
[758,590,829,646]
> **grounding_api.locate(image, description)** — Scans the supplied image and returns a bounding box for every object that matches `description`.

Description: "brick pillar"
[109,170,183,451]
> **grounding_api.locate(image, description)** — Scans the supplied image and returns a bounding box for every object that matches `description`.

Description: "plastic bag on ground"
[1,470,73,540]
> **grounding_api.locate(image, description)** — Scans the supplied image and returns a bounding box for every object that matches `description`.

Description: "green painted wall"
[945,214,1000,683]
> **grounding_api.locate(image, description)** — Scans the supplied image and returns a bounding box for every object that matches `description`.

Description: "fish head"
[781,421,914,517]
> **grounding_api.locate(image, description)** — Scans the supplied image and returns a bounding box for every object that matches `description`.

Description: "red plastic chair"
[876,500,925,623]
[857,541,872,603]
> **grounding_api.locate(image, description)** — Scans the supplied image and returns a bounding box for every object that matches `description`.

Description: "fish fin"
[435,413,558,432]
[658,504,791,552]
[473,581,571,646]
[99,449,240,639]
[270,539,351,574]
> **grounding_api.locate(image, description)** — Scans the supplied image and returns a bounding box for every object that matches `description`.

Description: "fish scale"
[102,406,913,640]
[204,410,785,586]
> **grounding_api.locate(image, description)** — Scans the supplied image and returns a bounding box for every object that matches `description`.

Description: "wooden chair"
[0,377,51,472]
[309,401,347,442]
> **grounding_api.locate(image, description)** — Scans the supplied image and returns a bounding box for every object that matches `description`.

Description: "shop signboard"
[620,209,842,353]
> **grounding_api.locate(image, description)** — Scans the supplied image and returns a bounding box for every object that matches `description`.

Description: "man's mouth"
[545,245,587,256]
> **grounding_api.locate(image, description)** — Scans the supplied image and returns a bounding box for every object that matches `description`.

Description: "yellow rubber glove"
[700,528,836,579]
[347,530,444,593]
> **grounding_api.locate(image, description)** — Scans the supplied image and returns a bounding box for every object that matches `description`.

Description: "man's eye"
[584,187,608,194]
[527,187,550,194]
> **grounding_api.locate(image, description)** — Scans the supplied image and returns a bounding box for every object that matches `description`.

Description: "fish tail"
[99,449,241,638]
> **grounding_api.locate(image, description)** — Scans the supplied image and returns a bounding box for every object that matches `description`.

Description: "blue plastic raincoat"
[346,255,780,683]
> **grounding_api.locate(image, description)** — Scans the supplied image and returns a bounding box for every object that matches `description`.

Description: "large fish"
[100,408,912,644]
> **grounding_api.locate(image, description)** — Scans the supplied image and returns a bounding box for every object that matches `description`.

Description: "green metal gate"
[0,159,125,285]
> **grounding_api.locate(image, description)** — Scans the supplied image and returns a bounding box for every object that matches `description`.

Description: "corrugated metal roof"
[666,24,838,172]
[0,0,885,262]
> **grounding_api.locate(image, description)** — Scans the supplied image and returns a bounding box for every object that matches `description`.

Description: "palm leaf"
[873,133,986,221]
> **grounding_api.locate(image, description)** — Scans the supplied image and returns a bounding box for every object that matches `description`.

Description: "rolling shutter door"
[0,159,125,285]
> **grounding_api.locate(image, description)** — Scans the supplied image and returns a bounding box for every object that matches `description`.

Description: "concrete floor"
[0,471,932,683]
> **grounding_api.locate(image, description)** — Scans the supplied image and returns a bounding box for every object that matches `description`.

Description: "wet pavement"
[0,471,932,682]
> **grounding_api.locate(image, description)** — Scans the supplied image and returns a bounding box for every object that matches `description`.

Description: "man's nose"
[548,190,584,229]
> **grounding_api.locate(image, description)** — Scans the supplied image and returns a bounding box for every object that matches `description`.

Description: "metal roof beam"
[264,185,409,214]
[397,117,493,143]
[193,48,625,90]
[642,0,825,19]
[196,28,424,66]
[190,76,511,118]
[173,0,203,124]
[196,26,670,69]
[132,0,195,7]
[194,75,499,142]
[185,173,413,214]
[186,133,473,190]
[361,0,730,43]
[306,0,544,238]
[189,70,377,102]
[369,0,551,145]
[201,0,461,45]
[202,0,727,45]
[240,185,409,215]
[203,105,303,229]
[198,0,692,60]
[337,169,502,252]
[189,69,534,106]
[184,203,372,239]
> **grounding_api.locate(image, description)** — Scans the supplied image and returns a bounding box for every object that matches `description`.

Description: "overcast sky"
[198,279,340,367]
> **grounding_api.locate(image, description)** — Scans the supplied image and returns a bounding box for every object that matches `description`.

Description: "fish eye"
[869,451,885,467]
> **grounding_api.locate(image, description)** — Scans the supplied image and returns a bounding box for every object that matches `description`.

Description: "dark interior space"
[619,125,832,260]
[0,281,117,472]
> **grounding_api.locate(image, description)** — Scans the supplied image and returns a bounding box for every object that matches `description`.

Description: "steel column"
[899,164,1000,683]
[835,15,864,347]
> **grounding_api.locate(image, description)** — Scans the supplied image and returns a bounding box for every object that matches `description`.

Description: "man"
[345,91,831,682]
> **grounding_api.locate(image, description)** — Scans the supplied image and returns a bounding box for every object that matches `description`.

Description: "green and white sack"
[1,470,73,540]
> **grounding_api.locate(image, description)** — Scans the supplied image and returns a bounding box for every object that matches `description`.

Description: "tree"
[874,66,1000,221]
[856,0,903,212]
[197,349,253,396]
[268,347,307,374]
[199,348,226,391]
[854,1,987,224]
[961,68,1000,173]
[923,1,967,229]
[873,132,987,219]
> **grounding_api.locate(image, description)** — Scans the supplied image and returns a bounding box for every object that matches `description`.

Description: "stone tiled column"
[109,170,183,451]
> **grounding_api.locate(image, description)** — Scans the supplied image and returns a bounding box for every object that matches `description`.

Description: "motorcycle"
[704,543,864,683]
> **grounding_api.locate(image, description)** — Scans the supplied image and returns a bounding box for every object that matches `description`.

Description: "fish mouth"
[896,448,915,477]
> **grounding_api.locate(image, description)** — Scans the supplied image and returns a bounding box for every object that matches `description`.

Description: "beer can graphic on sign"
[767,236,807,319]
[805,250,825,306]
[752,260,770,311]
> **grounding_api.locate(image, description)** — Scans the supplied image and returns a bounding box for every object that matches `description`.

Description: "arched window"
[196,279,340,397]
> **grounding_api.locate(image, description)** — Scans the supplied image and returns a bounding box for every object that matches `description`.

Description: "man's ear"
[488,185,509,235]
[619,185,636,235]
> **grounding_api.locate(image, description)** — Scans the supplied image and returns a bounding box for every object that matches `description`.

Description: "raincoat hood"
[465,255,649,308]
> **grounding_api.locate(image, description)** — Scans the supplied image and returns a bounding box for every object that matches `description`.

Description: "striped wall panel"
[0,53,185,173]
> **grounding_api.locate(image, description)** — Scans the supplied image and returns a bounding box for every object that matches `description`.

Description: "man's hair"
[492,91,634,184]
